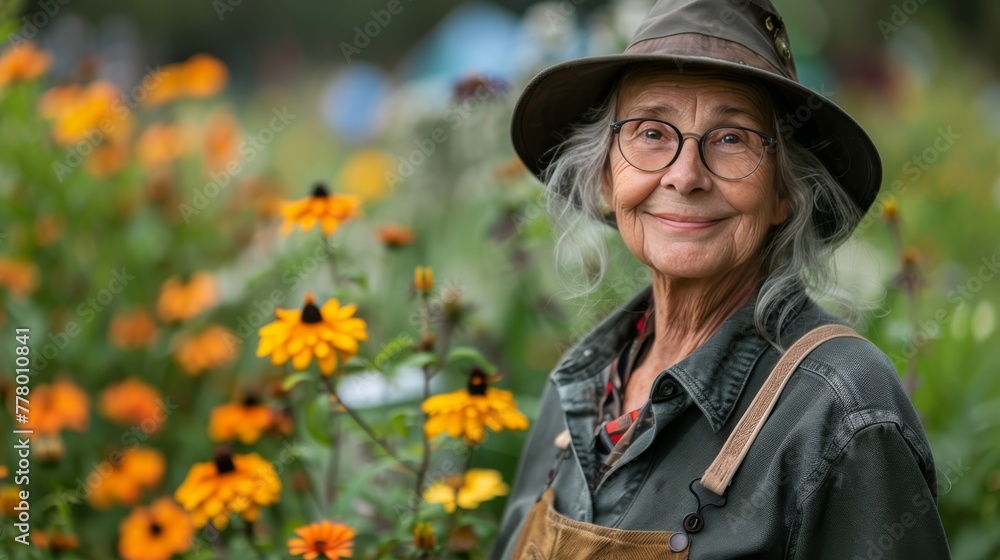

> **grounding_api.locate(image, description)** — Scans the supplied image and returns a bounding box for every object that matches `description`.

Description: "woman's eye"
[721,133,741,144]
[642,129,663,140]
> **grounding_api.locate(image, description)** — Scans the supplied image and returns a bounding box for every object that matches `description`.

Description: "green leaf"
[445,345,496,374]
[304,394,334,446]
[400,351,438,369]
[282,372,313,391]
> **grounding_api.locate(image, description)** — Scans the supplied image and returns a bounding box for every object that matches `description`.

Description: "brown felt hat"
[510,0,882,234]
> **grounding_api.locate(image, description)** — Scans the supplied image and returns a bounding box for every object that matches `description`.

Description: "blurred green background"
[1,0,999,558]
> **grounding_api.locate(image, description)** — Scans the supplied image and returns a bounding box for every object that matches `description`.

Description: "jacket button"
[659,382,678,398]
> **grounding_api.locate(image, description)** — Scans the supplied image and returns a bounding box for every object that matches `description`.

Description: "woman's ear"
[772,195,792,226]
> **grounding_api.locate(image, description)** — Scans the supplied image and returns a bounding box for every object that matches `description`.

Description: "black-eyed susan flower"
[414,266,433,295]
[423,469,509,513]
[174,449,280,529]
[287,520,355,560]
[422,368,528,445]
[208,395,274,444]
[257,292,368,376]
[99,378,166,432]
[280,183,362,237]
[88,447,166,509]
[173,325,238,375]
[118,498,194,560]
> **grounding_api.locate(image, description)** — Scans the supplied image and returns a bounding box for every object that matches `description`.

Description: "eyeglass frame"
[609,118,777,180]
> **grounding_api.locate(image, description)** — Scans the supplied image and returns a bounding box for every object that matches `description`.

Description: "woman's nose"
[659,136,713,195]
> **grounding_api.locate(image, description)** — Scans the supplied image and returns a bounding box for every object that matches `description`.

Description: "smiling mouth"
[648,212,725,231]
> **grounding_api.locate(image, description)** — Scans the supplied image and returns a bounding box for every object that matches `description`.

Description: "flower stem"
[320,376,418,474]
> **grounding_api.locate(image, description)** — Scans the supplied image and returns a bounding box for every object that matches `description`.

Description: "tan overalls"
[511,325,862,559]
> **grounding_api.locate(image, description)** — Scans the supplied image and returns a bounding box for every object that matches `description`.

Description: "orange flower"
[137,123,191,168]
[375,224,415,248]
[109,308,158,349]
[182,54,228,98]
[88,447,166,509]
[1,484,20,516]
[143,54,227,106]
[85,141,130,178]
[174,450,281,529]
[257,292,368,376]
[422,368,528,445]
[44,80,131,146]
[0,41,51,86]
[0,257,39,298]
[31,530,80,551]
[882,196,899,224]
[23,379,89,438]
[33,214,62,246]
[118,498,194,560]
[156,272,218,322]
[173,325,238,375]
[287,520,355,560]
[208,396,274,444]
[202,111,240,172]
[99,378,166,431]
[413,266,433,295]
[280,183,362,236]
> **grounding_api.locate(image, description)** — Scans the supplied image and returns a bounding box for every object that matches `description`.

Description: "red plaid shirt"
[595,301,656,464]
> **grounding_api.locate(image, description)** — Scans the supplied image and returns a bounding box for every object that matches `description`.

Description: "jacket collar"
[552,282,806,433]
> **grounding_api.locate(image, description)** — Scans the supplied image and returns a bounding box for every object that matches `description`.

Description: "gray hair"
[540,70,862,350]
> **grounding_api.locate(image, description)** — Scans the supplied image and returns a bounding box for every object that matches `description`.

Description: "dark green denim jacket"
[493,284,951,559]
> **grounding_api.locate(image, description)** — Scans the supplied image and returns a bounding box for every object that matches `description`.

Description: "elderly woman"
[492,0,952,558]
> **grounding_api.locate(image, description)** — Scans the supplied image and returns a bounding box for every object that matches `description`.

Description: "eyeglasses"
[609,118,776,180]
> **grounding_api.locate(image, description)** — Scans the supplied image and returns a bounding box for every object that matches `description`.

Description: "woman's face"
[604,72,790,284]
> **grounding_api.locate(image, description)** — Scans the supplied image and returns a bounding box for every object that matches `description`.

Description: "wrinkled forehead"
[613,65,775,127]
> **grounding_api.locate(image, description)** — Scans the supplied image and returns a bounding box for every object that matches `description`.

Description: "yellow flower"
[44,80,131,146]
[882,196,899,224]
[174,450,281,529]
[0,41,51,86]
[118,498,194,560]
[280,183,362,236]
[413,266,433,295]
[422,368,528,445]
[173,325,238,376]
[23,379,89,438]
[156,272,218,322]
[413,521,435,550]
[423,469,509,513]
[338,149,393,201]
[208,396,275,444]
[143,54,228,106]
[88,447,166,509]
[287,520,355,560]
[257,292,368,376]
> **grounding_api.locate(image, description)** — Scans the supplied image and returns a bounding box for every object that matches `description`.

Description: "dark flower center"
[301,302,323,324]
[467,368,488,396]
[314,540,327,552]
[311,182,329,198]
[214,451,236,474]
[242,394,261,407]
[149,523,163,537]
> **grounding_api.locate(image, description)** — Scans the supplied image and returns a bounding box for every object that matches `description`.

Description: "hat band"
[624,33,794,81]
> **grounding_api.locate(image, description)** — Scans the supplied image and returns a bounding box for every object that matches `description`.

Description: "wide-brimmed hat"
[510,0,882,234]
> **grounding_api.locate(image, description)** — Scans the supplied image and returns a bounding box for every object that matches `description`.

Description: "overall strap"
[700,324,864,496]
